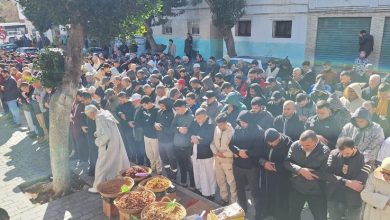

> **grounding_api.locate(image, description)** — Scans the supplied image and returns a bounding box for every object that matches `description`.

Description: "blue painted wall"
[155,36,223,59]
[155,36,305,67]
[226,41,306,67]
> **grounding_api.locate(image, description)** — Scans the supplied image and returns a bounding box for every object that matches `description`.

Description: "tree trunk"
[144,20,158,52]
[49,23,84,196]
[221,26,237,57]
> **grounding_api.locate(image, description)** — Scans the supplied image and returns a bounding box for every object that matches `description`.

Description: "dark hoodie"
[259,134,293,218]
[137,105,158,139]
[339,107,384,162]
[305,114,342,149]
[274,113,304,141]
[328,93,351,127]
[156,98,174,143]
[229,111,264,169]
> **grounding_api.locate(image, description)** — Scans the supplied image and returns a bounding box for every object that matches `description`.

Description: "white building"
[152,0,390,70]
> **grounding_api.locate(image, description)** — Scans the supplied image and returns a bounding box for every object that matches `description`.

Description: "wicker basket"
[119,166,152,182]
[141,197,187,220]
[97,177,134,198]
[114,189,156,215]
[138,175,172,193]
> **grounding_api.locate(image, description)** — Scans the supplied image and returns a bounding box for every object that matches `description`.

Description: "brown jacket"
[210,123,234,158]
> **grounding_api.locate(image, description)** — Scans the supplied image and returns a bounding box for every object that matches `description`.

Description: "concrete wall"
[229,0,308,66]
[305,11,389,68]
[152,0,390,69]
[152,2,223,59]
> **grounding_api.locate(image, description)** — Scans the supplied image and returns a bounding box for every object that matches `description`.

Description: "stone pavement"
[0,113,314,220]
[0,114,219,220]
[0,114,105,220]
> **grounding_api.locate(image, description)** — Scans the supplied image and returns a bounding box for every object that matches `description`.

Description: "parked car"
[217,56,285,72]
[87,47,104,55]
[0,43,18,52]
[16,47,39,55]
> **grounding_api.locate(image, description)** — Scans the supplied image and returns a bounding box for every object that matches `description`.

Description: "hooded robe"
[93,110,130,188]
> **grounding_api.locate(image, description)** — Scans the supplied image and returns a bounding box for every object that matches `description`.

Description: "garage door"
[315,17,371,66]
[379,18,390,71]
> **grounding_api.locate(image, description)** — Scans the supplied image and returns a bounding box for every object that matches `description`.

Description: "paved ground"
[0,114,219,220]
[0,114,105,220]
[0,113,313,220]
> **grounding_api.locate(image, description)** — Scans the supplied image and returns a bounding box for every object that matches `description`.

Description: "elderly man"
[84,105,130,193]
[292,67,303,83]
[273,100,304,141]
[284,130,330,220]
[361,157,390,220]
[362,74,381,101]
[189,108,216,199]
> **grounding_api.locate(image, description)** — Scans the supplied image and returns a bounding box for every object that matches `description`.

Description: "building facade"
[152,0,390,70]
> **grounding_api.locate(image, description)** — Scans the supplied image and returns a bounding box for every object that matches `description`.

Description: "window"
[236,20,251,36]
[273,20,292,38]
[187,20,200,35]
[162,20,172,35]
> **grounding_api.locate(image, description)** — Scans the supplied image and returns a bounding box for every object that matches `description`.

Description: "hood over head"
[158,97,173,110]
[249,83,263,97]
[351,107,372,127]
[202,75,215,90]
[328,93,345,111]
[344,83,364,99]
[237,110,254,125]
[222,92,243,107]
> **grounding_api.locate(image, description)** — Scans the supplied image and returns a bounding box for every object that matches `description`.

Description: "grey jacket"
[171,109,194,148]
[339,107,384,162]
[296,100,316,120]
[284,141,330,195]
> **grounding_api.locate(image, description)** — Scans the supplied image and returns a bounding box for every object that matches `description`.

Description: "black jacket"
[284,141,330,195]
[189,120,214,159]
[123,87,133,98]
[229,123,264,169]
[250,110,274,130]
[301,70,316,92]
[359,34,374,54]
[260,134,293,190]
[274,113,304,141]
[362,87,378,101]
[2,76,18,101]
[171,109,194,148]
[156,99,174,143]
[137,106,158,139]
[267,101,284,117]
[326,149,370,208]
[305,115,342,149]
[132,106,144,141]
[116,101,135,130]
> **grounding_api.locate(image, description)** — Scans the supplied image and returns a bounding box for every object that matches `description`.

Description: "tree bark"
[144,19,158,52]
[221,26,237,57]
[49,23,84,196]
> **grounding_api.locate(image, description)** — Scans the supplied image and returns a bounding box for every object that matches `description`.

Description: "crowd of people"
[0,47,390,220]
